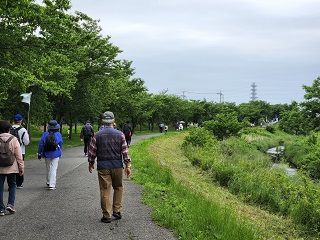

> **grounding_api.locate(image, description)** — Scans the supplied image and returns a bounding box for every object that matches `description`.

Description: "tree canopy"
[1,0,319,138]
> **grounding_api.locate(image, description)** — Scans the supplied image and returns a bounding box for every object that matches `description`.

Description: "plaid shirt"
[88,126,130,170]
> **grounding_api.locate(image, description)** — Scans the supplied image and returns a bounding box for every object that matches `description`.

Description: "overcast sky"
[70,0,320,105]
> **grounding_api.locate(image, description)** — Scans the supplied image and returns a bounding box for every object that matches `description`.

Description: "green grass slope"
[130,133,313,240]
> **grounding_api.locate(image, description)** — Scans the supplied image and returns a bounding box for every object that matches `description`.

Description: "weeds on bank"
[130,135,259,240]
[183,127,320,237]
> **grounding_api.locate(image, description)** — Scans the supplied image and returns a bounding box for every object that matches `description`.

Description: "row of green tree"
[1,0,320,137]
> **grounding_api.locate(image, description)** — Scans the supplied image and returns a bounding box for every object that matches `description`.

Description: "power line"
[184,91,218,95]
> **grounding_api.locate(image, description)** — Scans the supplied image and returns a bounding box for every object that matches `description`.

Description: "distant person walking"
[37,120,63,190]
[0,120,24,216]
[159,123,164,133]
[122,121,132,147]
[10,114,30,189]
[164,124,168,134]
[88,111,131,223]
[175,122,179,131]
[80,120,94,156]
[100,121,118,131]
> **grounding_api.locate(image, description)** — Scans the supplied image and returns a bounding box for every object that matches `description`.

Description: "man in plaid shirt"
[88,111,131,223]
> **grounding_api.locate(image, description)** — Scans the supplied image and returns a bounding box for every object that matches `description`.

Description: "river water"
[267,146,297,176]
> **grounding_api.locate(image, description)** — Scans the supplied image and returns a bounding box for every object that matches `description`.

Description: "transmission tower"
[251,82,258,101]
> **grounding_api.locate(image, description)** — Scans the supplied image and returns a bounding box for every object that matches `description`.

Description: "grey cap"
[102,111,115,124]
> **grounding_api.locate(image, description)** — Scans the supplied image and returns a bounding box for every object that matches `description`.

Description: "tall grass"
[183,127,320,235]
[130,136,260,240]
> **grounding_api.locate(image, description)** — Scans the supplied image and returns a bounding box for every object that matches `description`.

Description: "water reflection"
[272,163,297,176]
[267,146,297,176]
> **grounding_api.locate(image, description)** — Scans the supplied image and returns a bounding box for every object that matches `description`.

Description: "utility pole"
[217,90,223,103]
[182,91,187,100]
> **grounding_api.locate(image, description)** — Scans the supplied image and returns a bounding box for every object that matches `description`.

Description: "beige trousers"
[98,168,124,218]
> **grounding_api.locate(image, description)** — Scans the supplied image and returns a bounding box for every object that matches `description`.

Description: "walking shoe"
[6,204,15,214]
[101,217,111,223]
[112,212,122,219]
[16,185,24,189]
[0,209,5,216]
[48,187,56,190]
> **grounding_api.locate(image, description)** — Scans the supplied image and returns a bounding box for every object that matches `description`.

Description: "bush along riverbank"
[182,127,320,238]
[129,132,315,239]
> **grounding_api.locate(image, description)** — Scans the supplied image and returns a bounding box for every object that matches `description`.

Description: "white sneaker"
[6,205,15,214]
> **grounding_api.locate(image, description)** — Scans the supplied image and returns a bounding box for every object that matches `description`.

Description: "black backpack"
[10,126,23,145]
[123,125,132,136]
[44,132,58,151]
[0,136,15,167]
[82,125,93,137]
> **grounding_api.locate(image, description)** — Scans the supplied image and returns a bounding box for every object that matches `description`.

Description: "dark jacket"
[80,124,94,139]
[87,126,131,170]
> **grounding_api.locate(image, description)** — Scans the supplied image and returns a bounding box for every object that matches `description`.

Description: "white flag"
[20,92,32,104]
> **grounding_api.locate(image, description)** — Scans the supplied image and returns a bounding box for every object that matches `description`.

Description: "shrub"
[265,125,276,133]
[183,127,212,147]
[300,149,320,179]
[202,112,244,140]
[210,161,235,187]
[288,177,320,228]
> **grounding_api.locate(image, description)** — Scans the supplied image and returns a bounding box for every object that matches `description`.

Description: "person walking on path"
[159,123,164,133]
[88,111,131,223]
[80,120,94,156]
[164,124,168,134]
[0,120,24,216]
[37,120,63,190]
[122,121,132,147]
[11,113,30,189]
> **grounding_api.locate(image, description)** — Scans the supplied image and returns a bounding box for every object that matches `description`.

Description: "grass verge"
[130,132,312,240]
[130,133,260,240]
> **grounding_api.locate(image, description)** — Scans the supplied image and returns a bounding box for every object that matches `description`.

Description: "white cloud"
[70,0,320,104]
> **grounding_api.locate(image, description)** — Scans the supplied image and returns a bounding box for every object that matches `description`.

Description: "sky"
[69,0,320,105]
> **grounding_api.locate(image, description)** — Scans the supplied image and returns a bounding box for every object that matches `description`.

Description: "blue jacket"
[38,131,63,159]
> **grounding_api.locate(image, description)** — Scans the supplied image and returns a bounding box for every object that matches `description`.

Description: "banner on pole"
[20,92,32,104]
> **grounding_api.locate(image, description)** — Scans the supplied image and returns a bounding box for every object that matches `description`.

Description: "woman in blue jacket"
[37,120,63,190]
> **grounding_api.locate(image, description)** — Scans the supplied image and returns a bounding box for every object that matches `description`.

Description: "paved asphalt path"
[1,134,177,240]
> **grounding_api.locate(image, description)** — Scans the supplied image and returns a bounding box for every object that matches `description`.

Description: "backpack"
[43,132,58,151]
[10,126,23,145]
[123,125,132,136]
[82,125,93,137]
[0,136,15,167]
